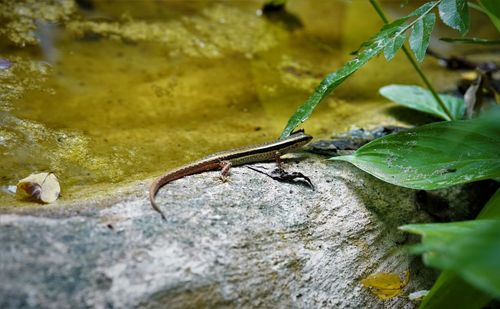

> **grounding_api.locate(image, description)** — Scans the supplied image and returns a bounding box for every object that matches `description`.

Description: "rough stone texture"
[0,156,438,308]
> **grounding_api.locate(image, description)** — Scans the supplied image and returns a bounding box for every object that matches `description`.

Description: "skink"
[149,130,312,220]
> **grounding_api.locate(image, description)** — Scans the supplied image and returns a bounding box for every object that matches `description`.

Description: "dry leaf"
[17,172,61,203]
[361,271,410,300]
[464,71,498,119]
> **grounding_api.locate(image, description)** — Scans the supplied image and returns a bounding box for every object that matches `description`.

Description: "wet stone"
[308,126,407,157]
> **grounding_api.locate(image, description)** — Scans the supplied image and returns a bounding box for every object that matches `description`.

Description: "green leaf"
[384,33,406,61]
[279,1,439,138]
[477,188,500,220]
[438,0,469,34]
[379,85,464,120]
[440,37,500,45]
[410,13,436,62]
[474,0,500,32]
[401,220,500,299]
[419,271,492,309]
[363,17,408,46]
[279,23,394,138]
[416,189,500,309]
[331,112,500,190]
[408,1,440,18]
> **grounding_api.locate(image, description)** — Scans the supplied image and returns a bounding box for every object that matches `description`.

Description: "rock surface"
[0,156,438,308]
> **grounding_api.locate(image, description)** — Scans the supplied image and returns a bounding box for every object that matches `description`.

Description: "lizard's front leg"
[219,160,232,182]
[274,151,283,169]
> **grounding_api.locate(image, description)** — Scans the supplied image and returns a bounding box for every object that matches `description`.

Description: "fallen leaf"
[16,172,61,203]
[361,271,410,300]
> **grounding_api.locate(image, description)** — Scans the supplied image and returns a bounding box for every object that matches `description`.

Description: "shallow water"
[0,0,489,205]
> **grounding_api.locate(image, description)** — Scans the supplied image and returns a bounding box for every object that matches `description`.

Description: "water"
[0,1,467,205]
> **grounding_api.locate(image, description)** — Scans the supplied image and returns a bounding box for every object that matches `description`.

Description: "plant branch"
[369,0,454,121]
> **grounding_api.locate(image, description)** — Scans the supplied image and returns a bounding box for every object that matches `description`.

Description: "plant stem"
[369,0,454,120]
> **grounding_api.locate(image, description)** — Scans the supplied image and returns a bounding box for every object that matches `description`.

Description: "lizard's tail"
[149,179,167,221]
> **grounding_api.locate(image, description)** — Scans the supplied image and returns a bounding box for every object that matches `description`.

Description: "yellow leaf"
[361,271,410,300]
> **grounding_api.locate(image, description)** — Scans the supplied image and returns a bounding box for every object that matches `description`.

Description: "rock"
[308,126,408,157]
[0,58,12,70]
[0,156,439,308]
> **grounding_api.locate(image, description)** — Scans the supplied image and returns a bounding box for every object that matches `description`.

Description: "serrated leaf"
[379,84,464,120]
[384,33,406,61]
[360,0,437,51]
[354,1,437,54]
[410,13,436,62]
[331,112,500,190]
[400,220,500,299]
[418,189,500,309]
[408,1,439,18]
[279,23,398,138]
[279,2,439,138]
[356,17,407,52]
[438,0,469,34]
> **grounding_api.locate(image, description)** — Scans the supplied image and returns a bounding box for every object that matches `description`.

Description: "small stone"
[0,58,12,70]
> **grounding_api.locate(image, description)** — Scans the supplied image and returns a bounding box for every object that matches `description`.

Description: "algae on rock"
[0,0,75,46]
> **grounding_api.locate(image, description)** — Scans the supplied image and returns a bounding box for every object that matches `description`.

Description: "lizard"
[149,130,313,220]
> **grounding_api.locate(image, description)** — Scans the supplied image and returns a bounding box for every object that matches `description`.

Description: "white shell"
[408,290,429,301]
[16,172,61,203]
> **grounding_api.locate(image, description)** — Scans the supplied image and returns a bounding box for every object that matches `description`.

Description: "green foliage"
[280,0,475,138]
[470,0,500,32]
[279,0,499,307]
[410,13,436,62]
[477,188,500,219]
[279,2,440,138]
[417,190,500,309]
[331,112,500,190]
[439,37,500,44]
[438,0,469,34]
[379,85,465,120]
[418,272,492,309]
[401,220,500,300]
[384,33,406,61]
[276,0,499,306]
